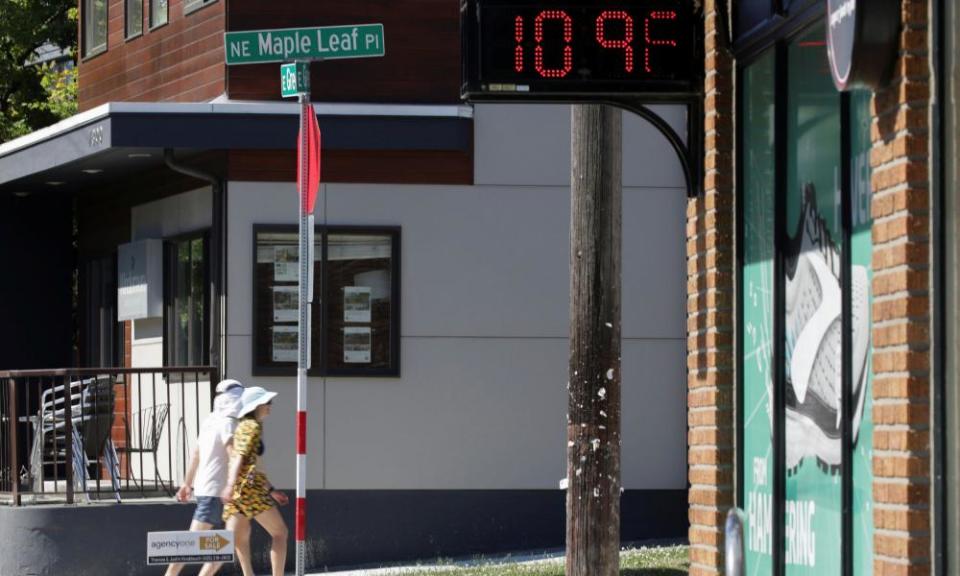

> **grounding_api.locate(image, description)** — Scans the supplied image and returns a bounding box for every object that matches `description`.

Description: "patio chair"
[118,403,171,495]
[28,375,121,502]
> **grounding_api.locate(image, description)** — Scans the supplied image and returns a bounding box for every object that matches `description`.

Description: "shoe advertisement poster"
[742,51,775,576]
[850,89,874,576]
[742,28,874,576]
[783,28,843,575]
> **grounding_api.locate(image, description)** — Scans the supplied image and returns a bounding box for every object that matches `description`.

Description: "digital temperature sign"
[461,0,699,99]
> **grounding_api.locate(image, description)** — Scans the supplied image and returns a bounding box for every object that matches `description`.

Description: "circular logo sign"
[826,0,857,88]
[826,0,900,91]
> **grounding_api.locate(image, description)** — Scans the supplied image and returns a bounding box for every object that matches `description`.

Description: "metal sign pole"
[296,84,313,576]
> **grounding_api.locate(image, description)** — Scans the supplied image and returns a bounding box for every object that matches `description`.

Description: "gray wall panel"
[324,337,567,490]
[475,103,687,190]
[225,181,307,337]
[221,101,686,493]
[621,338,687,489]
[622,185,687,340]
[327,183,570,338]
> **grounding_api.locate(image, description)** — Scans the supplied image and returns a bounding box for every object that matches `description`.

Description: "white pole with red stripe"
[295,60,320,576]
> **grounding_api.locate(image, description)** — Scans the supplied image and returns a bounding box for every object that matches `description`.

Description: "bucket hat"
[215,379,244,394]
[238,386,278,418]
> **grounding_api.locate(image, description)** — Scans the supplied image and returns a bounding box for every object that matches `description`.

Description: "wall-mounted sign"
[461,0,700,100]
[826,0,900,91]
[118,239,163,322]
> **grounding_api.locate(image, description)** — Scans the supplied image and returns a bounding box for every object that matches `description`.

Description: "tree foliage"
[0,0,77,143]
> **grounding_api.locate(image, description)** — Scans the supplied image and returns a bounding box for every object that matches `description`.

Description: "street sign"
[281,62,311,98]
[225,24,385,65]
[146,530,235,565]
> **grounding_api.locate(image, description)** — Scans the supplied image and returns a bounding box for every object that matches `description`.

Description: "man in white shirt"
[164,379,244,576]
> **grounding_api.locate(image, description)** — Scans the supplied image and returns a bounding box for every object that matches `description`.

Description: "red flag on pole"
[297,103,322,215]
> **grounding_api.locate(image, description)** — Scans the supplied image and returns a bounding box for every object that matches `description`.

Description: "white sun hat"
[237,386,278,418]
[215,379,244,394]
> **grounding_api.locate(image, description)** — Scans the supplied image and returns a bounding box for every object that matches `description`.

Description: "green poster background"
[783,26,842,575]
[742,51,775,576]
[850,89,875,576]
[740,26,874,576]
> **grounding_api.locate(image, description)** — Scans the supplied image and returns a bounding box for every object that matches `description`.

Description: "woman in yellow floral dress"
[222,387,289,576]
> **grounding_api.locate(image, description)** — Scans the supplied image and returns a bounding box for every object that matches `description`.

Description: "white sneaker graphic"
[783,184,870,474]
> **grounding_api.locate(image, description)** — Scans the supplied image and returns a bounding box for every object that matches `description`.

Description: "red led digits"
[644,10,677,74]
[514,16,524,72]
[595,11,634,73]
[534,10,573,78]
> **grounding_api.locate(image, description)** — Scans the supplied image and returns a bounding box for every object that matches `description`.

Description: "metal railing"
[0,367,218,506]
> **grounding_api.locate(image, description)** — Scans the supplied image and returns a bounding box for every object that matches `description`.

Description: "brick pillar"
[687,1,735,574]
[870,1,932,574]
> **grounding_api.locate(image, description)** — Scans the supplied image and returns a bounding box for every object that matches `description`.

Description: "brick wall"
[870,1,933,574]
[687,1,735,574]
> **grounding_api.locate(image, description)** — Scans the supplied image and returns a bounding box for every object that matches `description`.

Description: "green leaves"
[0,0,77,143]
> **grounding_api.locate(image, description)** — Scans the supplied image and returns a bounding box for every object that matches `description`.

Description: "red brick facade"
[870,1,932,574]
[687,1,735,574]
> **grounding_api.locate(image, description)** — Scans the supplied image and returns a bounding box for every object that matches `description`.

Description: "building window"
[183,0,216,15]
[253,225,400,377]
[736,23,875,576]
[165,234,209,366]
[82,0,107,57]
[126,0,143,39]
[149,0,167,29]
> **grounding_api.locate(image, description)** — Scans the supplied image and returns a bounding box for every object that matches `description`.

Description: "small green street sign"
[225,24,385,66]
[281,62,310,98]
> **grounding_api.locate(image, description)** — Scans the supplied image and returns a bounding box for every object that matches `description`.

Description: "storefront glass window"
[739,20,876,575]
[784,24,843,574]
[741,49,776,576]
[849,89,875,576]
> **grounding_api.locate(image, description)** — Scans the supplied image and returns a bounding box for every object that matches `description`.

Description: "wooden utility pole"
[566,103,622,576]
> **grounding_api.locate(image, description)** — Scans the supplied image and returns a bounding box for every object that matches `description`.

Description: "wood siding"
[228,149,472,185]
[227,0,460,103]
[78,0,225,110]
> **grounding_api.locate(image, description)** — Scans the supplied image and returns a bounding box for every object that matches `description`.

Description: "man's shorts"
[193,496,225,526]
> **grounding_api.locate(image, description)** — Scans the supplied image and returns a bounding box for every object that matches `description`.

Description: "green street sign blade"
[280,62,310,98]
[225,23,385,65]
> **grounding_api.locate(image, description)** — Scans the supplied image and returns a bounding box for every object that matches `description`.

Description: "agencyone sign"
[147,530,235,565]
[225,23,385,65]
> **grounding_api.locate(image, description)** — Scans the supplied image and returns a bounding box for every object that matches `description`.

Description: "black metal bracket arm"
[603,98,704,199]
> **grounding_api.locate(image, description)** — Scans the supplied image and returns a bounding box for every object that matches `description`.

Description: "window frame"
[182,0,217,17]
[125,0,143,41]
[163,230,211,368]
[81,0,108,60]
[148,0,168,31]
[251,224,401,378]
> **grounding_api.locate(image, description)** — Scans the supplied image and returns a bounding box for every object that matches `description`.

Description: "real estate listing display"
[253,226,400,376]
